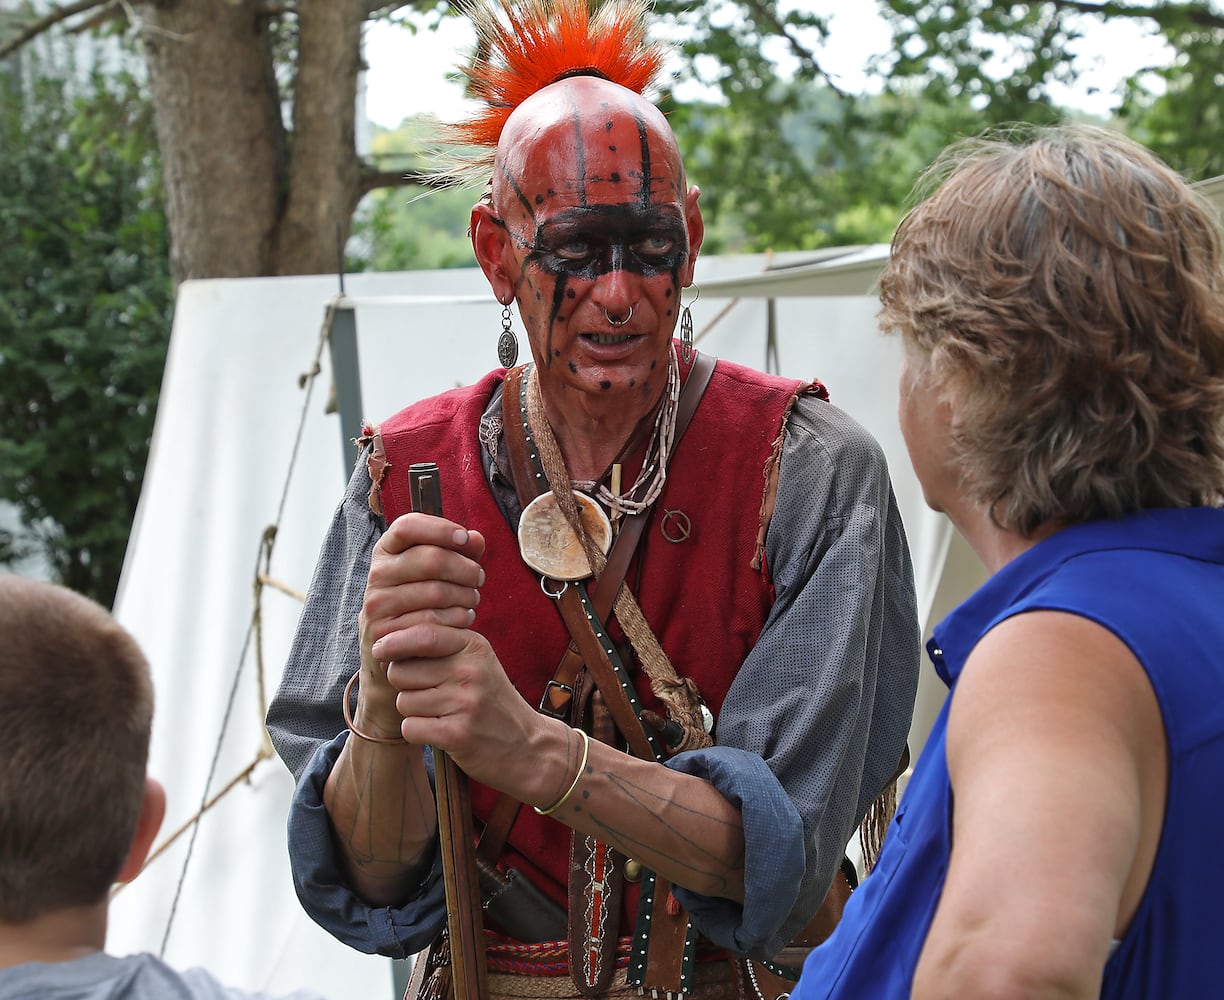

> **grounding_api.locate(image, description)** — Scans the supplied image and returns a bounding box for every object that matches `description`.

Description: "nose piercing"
[603,306,633,327]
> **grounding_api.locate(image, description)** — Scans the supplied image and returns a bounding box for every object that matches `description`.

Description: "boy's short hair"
[0,575,153,922]
[879,123,1224,534]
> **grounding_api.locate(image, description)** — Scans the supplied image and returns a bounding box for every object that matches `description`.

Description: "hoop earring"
[497,301,519,368]
[680,285,699,363]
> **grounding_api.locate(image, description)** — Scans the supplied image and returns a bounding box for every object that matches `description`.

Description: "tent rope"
[142,295,341,957]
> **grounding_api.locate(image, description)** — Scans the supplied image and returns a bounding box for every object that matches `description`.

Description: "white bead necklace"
[589,344,680,516]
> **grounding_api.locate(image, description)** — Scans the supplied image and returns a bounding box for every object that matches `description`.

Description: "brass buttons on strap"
[623,858,644,883]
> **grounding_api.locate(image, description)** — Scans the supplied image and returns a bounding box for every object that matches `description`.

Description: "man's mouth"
[584,333,635,345]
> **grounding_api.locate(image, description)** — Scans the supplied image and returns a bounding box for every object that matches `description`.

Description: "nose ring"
[603,306,633,327]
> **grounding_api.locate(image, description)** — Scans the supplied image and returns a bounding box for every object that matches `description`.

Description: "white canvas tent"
[107,161,1224,995]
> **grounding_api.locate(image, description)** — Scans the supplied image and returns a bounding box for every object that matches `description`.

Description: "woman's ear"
[115,777,167,885]
[471,204,516,306]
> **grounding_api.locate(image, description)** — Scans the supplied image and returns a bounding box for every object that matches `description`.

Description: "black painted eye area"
[530,204,687,280]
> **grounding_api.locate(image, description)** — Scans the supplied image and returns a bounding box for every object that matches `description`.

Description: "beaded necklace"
[568,343,680,515]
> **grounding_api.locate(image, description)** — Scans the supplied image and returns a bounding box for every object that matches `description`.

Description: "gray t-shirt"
[0,952,326,1000]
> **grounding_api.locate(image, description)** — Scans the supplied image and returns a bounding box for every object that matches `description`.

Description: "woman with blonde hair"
[791,123,1224,998]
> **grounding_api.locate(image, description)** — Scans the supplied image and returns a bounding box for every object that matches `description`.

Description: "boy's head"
[0,575,159,923]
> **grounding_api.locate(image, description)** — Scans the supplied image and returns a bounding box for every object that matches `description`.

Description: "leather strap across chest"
[497,353,715,997]
[478,351,715,864]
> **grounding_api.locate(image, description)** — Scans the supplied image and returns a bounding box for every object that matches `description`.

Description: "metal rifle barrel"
[407,462,489,999]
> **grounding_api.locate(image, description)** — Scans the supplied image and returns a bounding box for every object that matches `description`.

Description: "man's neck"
[538,383,666,484]
[0,904,107,970]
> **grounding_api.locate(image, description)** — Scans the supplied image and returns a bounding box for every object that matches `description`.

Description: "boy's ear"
[115,777,166,885]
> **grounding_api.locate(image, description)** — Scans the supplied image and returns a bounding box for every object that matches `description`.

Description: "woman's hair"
[0,576,154,921]
[880,123,1224,534]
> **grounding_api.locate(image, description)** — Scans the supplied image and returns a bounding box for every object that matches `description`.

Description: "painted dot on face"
[665,288,673,298]
[566,288,576,299]
[600,381,612,391]
[568,361,579,374]
[535,194,545,205]
[610,172,621,182]
[629,378,637,388]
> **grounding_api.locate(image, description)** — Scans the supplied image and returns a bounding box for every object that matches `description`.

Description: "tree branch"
[359,164,438,196]
[0,0,116,60]
[1045,0,1224,33]
[741,0,847,98]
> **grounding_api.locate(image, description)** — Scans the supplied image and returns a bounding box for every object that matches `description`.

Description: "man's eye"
[635,235,676,258]
[555,239,592,260]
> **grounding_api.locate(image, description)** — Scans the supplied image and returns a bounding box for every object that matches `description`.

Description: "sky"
[360,3,1175,130]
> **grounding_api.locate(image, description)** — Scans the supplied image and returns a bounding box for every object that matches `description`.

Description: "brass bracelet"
[341,670,408,745]
[534,727,590,816]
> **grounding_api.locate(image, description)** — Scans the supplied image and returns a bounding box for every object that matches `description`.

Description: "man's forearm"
[323,736,438,906]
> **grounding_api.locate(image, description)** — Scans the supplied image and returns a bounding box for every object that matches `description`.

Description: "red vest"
[376,355,810,922]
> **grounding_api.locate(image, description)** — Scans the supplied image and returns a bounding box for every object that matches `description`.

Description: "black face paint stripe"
[565,91,589,207]
[546,274,571,365]
[499,163,537,225]
[634,112,651,204]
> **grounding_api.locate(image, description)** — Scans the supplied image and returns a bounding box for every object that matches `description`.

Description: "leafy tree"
[1119,12,1224,178]
[669,84,990,254]
[0,2,453,285]
[876,0,1224,178]
[0,51,173,606]
[648,2,993,252]
[349,117,476,272]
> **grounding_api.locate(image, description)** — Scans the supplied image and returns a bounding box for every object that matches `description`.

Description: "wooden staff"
[409,462,489,1000]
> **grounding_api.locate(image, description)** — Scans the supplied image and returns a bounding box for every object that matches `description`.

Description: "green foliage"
[877,0,1224,178]
[669,84,991,254]
[0,51,173,607]
[1118,14,1224,179]
[348,117,476,271]
[362,0,1224,262]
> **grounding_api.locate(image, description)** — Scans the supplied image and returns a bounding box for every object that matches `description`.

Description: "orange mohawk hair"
[435,0,668,185]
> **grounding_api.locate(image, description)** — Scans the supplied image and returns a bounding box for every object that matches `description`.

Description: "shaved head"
[493,75,685,226]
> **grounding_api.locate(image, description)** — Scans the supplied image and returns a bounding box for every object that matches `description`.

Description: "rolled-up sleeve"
[671,396,920,957]
[286,735,446,957]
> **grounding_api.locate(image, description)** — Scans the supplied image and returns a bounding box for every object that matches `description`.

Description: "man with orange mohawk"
[267,1,919,997]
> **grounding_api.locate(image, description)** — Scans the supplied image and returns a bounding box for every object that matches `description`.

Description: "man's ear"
[115,777,166,885]
[682,185,705,286]
[471,203,517,306]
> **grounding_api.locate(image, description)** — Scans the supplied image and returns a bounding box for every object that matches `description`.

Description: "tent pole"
[327,301,365,480]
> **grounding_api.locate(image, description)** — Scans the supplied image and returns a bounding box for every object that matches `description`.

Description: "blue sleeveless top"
[791,507,1224,998]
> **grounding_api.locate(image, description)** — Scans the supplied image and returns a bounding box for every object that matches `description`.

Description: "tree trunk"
[135,0,367,283]
[274,0,366,276]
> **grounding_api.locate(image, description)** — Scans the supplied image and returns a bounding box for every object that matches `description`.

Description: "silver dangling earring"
[680,285,699,363]
[497,301,519,368]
